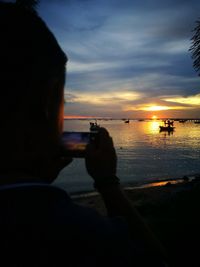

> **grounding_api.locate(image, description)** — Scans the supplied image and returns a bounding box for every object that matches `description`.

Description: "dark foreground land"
[74,178,200,267]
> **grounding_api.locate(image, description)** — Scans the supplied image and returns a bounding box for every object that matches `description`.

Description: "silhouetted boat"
[124,119,129,123]
[159,120,175,132]
[90,120,99,131]
[159,126,175,132]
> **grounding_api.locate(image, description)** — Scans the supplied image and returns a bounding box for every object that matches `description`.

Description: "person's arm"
[85,127,167,262]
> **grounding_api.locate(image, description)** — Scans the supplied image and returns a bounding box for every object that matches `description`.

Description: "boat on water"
[124,119,130,123]
[159,125,175,131]
[90,120,100,131]
[159,120,175,132]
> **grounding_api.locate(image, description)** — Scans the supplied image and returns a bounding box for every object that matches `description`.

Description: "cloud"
[38,0,200,118]
[164,93,200,106]
[64,90,142,105]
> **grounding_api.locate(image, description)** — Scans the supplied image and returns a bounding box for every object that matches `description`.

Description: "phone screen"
[62,132,91,157]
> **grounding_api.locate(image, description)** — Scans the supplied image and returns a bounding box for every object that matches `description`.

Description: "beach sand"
[73,178,200,267]
[73,178,198,215]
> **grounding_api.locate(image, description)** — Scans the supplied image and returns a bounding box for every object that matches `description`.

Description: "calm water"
[54,120,200,193]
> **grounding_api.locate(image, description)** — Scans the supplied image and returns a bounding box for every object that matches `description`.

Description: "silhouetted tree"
[16,0,39,11]
[190,19,200,76]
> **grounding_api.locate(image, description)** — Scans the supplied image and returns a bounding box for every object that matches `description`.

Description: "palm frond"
[190,19,200,76]
[15,0,39,11]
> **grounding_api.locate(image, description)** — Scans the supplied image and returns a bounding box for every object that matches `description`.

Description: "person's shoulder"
[51,185,129,234]
[0,183,167,266]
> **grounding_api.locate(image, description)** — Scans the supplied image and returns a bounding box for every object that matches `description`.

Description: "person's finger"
[98,128,113,147]
[98,127,110,138]
[86,127,114,156]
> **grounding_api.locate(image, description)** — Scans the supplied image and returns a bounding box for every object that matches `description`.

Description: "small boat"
[124,119,130,123]
[90,120,99,131]
[159,120,175,132]
[159,125,175,132]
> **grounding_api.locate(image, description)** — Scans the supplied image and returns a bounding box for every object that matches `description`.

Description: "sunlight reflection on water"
[55,120,200,193]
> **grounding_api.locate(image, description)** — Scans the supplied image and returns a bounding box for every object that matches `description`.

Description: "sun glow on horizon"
[145,105,169,111]
[152,115,158,119]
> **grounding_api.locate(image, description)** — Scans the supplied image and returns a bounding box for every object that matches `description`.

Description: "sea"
[54,119,200,194]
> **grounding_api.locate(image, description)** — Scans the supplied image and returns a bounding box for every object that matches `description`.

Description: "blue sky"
[38,0,200,118]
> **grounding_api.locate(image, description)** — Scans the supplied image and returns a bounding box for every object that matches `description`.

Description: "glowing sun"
[152,115,158,120]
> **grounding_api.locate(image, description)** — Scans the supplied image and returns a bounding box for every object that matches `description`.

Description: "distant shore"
[64,117,200,121]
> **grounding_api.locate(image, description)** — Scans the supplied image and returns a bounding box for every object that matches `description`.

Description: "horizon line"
[64,116,200,120]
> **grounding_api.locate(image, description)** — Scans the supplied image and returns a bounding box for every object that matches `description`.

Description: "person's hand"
[85,127,117,181]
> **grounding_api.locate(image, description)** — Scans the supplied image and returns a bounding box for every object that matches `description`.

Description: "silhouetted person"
[0,1,168,266]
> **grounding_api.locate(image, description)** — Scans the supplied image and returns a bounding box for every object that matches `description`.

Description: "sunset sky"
[38,0,200,119]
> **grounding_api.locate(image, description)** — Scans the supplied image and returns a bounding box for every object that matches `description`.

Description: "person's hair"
[0,1,67,177]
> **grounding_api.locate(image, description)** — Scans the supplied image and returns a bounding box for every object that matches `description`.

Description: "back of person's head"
[0,1,67,180]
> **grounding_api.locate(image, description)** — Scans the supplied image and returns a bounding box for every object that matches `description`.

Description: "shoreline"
[73,173,200,267]
[70,173,199,199]
[72,174,200,216]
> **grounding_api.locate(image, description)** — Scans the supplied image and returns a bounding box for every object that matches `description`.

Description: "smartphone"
[61,131,98,158]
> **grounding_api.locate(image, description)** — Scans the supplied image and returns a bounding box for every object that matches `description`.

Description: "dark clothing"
[0,183,165,266]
